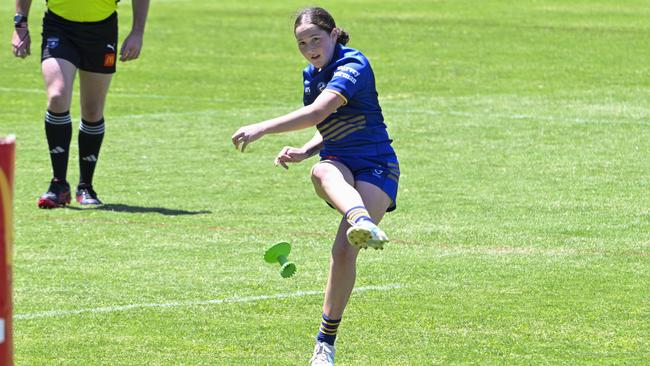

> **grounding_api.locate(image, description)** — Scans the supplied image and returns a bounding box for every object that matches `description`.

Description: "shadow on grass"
[66,203,212,216]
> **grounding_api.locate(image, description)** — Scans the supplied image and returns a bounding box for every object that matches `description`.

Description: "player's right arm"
[12,0,32,58]
[232,90,344,152]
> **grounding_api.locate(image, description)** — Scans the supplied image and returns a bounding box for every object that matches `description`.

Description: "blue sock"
[316,314,341,346]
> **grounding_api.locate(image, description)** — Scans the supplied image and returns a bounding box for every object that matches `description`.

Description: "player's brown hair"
[294,7,350,45]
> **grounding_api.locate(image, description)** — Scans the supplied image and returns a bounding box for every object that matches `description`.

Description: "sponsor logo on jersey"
[333,71,357,84]
[336,65,360,77]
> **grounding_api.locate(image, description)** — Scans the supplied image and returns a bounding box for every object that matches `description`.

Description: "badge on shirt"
[103,53,116,67]
[46,37,59,49]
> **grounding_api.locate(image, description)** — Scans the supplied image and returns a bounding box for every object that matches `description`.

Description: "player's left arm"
[232,91,345,152]
[120,0,150,62]
[274,131,323,169]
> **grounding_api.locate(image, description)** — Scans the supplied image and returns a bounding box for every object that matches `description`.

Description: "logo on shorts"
[46,37,59,49]
[304,86,311,95]
[103,53,116,67]
[373,169,384,178]
[317,82,326,92]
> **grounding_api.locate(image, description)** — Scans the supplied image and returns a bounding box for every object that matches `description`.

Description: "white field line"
[382,107,650,125]
[0,87,292,107]
[3,86,645,124]
[115,108,293,121]
[118,107,647,125]
[7,105,640,126]
[0,86,198,100]
[15,284,403,321]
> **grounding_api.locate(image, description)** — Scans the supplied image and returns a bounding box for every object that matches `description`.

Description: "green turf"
[1,0,649,365]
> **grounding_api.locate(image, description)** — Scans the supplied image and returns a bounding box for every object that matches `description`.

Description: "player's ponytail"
[294,7,351,45]
[336,29,350,46]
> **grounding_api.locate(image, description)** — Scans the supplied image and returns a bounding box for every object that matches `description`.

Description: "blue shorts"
[321,154,400,212]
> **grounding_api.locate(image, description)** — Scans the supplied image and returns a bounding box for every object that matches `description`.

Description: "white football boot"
[310,341,335,366]
[346,220,389,250]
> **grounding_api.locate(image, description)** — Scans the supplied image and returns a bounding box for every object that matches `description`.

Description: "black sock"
[78,118,105,186]
[45,110,72,181]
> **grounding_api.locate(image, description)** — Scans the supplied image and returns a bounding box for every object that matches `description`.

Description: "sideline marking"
[15,284,403,320]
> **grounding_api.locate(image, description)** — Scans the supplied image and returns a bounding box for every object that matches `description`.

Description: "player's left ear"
[331,28,340,42]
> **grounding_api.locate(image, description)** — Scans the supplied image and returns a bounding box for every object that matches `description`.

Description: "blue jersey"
[303,44,395,158]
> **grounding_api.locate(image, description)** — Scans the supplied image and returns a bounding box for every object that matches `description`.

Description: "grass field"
[1,0,649,364]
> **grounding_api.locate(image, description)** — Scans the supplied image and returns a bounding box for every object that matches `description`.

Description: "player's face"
[295,23,338,69]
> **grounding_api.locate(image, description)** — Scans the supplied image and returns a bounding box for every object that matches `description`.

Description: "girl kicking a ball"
[232,7,399,366]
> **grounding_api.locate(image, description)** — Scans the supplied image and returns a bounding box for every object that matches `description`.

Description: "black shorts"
[41,10,118,74]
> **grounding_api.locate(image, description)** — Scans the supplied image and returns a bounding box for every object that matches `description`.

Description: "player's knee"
[80,104,104,122]
[310,163,329,185]
[311,164,346,189]
[310,166,335,201]
[47,90,70,112]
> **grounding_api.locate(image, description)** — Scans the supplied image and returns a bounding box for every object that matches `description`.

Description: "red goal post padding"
[0,136,15,366]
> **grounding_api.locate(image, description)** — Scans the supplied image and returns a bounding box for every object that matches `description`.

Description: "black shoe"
[76,184,103,205]
[37,178,71,209]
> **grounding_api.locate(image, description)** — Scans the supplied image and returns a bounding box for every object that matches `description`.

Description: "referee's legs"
[42,58,77,183]
[78,70,113,188]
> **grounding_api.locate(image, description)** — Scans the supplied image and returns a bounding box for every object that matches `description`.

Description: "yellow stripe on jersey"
[47,0,118,22]
[330,124,366,142]
[324,121,365,141]
[324,89,348,105]
[318,119,344,136]
[320,116,365,139]
[319,115,364,136]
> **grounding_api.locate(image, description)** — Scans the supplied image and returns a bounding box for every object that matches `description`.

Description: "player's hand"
[274,146,309,169]
[11,26,31,58]
[120,31,143,62]
[232,124,266,152]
